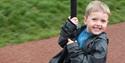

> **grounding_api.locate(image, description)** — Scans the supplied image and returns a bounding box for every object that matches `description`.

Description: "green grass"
[0,0,125,47]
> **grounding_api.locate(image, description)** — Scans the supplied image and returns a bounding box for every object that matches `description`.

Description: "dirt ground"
[0,22,125,63]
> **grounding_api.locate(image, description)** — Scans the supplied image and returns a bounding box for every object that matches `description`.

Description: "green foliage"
[105,0,125,24]
[0,0,125,47]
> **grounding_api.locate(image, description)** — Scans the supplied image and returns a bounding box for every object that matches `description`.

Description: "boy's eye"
[92,18,97,21]
[101,19,106,23]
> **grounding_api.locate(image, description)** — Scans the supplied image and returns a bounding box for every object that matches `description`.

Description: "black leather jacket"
[58,19,109,63]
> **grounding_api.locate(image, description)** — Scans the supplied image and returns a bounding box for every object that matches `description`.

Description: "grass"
[0,0,125,47]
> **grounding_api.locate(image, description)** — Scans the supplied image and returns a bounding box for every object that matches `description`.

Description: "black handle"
[71,0,77,18]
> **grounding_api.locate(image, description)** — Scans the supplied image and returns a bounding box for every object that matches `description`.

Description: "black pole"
[71,0,77,18]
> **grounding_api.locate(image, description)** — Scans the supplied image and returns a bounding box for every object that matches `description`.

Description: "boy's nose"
[95,20,102,26]
[97,20,101,24]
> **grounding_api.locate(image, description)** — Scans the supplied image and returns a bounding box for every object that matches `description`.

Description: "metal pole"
[71,0,77,18]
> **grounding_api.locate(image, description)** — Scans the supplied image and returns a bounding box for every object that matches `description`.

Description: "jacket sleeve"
[66,38,108,63]
[67,42,84,63]
[58,19,77,48]
[88,38,108,63]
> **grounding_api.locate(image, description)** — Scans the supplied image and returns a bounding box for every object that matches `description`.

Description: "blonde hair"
[85,0,111,16]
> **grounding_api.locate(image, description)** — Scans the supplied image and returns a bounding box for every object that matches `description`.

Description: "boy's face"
[84,11,109,35]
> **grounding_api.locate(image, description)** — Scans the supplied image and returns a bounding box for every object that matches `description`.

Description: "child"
[58,0,111,63]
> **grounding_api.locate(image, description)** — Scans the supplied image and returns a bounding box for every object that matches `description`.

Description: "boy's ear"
[84,16,87,25]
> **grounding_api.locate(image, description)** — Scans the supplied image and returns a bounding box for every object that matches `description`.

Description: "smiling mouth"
[93,27,102,31]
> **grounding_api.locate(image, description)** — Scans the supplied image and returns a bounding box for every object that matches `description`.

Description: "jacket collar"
[77,25,108,40]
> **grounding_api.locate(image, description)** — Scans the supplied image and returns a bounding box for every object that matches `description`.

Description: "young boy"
[58,0,111,63]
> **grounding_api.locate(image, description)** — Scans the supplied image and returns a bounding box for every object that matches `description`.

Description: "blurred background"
[0,0,125,47]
